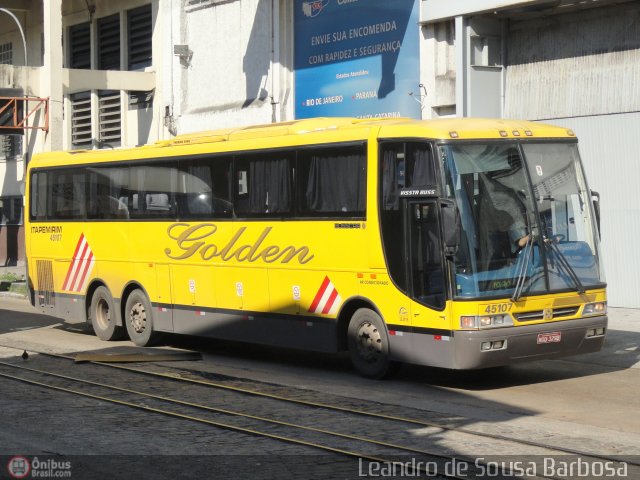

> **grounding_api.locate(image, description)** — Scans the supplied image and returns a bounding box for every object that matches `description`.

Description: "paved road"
[0,296,638,478]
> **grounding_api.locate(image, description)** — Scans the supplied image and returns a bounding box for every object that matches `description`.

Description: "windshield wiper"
[511,233,534,302]
[544,236,585,294]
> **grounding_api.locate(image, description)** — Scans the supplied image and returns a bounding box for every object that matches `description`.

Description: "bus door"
[403,198,447,323]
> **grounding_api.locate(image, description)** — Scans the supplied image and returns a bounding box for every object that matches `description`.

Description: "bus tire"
[347,308,398,379]
[89,286,124,341]
[124,289,157,347]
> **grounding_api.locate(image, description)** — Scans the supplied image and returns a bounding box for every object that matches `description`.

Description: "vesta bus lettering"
[164,223,315,265]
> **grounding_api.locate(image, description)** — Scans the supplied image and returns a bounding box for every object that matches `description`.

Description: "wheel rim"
[95,298,111,331]
[355,321,383,363]
[129,301,147,335]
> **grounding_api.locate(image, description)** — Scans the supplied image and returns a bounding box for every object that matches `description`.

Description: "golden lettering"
[260,245,281,263]
[218,228,245,261]
[247,227,272,262]
[165,223,217,260]
[164,223,315,265]
[200,244,218,261]
[233,244,252,262]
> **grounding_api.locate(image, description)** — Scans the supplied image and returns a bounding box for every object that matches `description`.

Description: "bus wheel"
[347,308,397,379]
[90,286,124,341]
[124,289,156,347]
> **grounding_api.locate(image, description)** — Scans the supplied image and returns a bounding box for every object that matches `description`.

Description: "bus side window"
[30,172,48,221]
[234,154,291,217]
[129,163,178,219]
[177,157,233,220]
[296,146,366,217]
[49,169,88,220]
[87,166,130,220]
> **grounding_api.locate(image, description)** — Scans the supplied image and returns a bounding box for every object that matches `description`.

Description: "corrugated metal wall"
[548,114,640,308]
[502,3,640,307]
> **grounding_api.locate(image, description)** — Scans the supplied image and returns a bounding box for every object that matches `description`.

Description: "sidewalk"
[0,265,27,297]
[0,265,26,280]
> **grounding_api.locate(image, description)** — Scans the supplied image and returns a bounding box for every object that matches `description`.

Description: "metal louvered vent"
[71,91,92,149]
[98,90,121,147]
[36,259,55,307]
[127,5,152,70]
[98,14,121,70]
[69,22,91,69]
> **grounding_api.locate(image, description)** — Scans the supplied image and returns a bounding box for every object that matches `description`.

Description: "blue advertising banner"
[294,0,420,120]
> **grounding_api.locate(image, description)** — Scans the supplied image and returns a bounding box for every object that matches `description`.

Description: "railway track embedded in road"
[0,346,636,479]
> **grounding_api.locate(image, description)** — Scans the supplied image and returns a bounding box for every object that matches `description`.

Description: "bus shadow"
[0,305,62,333]
[137,326,640,392]
[47,322,640,391]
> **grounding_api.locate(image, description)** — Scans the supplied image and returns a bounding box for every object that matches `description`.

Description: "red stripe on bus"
[62,234,85,289]
[321,288,339,315]
[308,276,330,312]
[75,251,94,292]
[68,242,90,291]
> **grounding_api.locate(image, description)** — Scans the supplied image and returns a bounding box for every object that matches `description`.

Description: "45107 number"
[484,303,513,314]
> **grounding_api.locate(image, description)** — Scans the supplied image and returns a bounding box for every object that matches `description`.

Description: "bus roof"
[29,117,576,168]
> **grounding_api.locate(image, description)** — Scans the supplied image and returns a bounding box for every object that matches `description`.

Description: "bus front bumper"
[452,315,608,369]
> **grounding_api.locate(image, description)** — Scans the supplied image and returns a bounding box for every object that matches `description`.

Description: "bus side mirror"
[591,190,601,238]
[440,199,460,257]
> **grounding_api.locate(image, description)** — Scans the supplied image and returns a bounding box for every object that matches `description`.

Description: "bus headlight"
[460,314,514,330]
[583,302,607,316]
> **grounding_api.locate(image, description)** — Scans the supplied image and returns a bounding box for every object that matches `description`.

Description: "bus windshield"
[441,142,605,299]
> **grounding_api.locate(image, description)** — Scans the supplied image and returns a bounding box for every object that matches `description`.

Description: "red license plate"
[537,332,562,344]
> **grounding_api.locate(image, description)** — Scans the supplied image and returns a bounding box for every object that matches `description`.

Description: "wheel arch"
[335,296,385,352]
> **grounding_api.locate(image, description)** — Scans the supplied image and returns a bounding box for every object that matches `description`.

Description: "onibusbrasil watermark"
[358,457,630,478]
[7,456,72,479]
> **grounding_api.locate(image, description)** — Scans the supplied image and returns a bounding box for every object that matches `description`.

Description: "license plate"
[537,332,562,344]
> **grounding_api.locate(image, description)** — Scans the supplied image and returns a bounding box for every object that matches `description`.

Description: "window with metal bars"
[69,22,91,69]
[127,5,152,70]
[70,91,92,149]
[0,43,12,65]
[98,14,121,70]
[98,90,121,147]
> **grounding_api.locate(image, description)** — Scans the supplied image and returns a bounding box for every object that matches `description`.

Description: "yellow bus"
[25,117,607,378]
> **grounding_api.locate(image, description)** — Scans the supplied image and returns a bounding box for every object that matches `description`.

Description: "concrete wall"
[169,0,292,133]
[420,20,456,117]
[504,3,640,120]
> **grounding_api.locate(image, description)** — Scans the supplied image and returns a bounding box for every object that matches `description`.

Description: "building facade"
[1,0,638,307]
[0,0,164,267]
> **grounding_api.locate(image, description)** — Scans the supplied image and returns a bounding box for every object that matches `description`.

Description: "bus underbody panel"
[387,316,608,370]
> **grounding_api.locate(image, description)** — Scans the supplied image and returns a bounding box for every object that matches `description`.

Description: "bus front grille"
[514,306,580,322]
[36,260,55,307]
